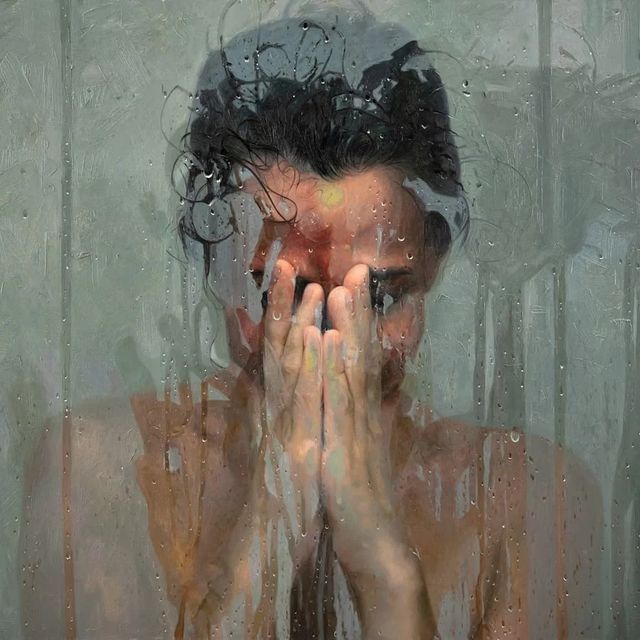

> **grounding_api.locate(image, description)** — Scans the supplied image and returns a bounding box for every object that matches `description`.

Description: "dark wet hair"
[175,6,467,280]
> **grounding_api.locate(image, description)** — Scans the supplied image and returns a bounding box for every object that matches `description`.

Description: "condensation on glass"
[1,0,638,639]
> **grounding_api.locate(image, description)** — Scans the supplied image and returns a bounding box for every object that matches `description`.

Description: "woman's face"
[235,161,441,398]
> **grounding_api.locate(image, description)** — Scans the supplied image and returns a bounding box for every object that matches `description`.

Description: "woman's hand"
[192,259,325,639]
[321,263,438,639]
[253,258,324,548]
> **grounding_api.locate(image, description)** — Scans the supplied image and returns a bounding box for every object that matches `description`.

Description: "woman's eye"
[372,291,402,314]
[251,269,265,288]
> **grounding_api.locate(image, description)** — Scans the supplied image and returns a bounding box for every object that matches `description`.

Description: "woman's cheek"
[379,297,425,357]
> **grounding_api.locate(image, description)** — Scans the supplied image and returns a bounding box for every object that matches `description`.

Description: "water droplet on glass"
[510,430,520,443]
[272,311,282,321]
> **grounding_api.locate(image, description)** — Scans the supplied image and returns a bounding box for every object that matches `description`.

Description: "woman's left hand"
[321,264,438,639]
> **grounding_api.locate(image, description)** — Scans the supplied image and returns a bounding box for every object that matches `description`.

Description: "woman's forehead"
[236,162,431,288]
[240,162,425,243]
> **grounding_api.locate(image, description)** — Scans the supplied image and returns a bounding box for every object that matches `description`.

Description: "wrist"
[337,523,419,580]
[343,534,436,640]
[356,562,435,640]
[355,536,425,597]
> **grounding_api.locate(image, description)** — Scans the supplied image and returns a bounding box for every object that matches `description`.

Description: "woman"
[133,4,600,639]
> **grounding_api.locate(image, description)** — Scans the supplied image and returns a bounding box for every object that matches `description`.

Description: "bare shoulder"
[22,394,177,639]
[22,389,246,639]
[27,394,149,510]
[414,416,603,637]
[32,390,238,482]
[410,413,602,575]
[417,414,600,511]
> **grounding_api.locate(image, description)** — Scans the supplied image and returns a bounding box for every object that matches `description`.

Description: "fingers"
[342,263,370,296]
[264,259,296,360]
[327,284,367,396]
[342,264,373,350]
[291,326,323,529]
[326,285,353,330]
[264,260,324,387]
[322,330,352,452]
[327,266,384,444]
[281,282,324,385]
[294,325,323,440]
[322,329,354,514]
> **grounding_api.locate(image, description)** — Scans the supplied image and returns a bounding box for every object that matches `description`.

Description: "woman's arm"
[347,533,437,640]
[191,494,283,639]
[135,259,327,639]
[132,388,251,636]
[320,266,439,639]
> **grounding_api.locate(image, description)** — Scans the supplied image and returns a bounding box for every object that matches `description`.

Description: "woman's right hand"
[249,258,324,550]
[193,259,324,638]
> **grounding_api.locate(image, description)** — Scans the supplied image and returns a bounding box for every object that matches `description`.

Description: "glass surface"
[1,0,638,638]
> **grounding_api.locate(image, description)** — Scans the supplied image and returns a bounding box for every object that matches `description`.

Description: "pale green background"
[0,0,638,637]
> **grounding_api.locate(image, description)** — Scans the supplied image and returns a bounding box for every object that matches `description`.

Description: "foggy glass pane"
[1,0,638,638]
